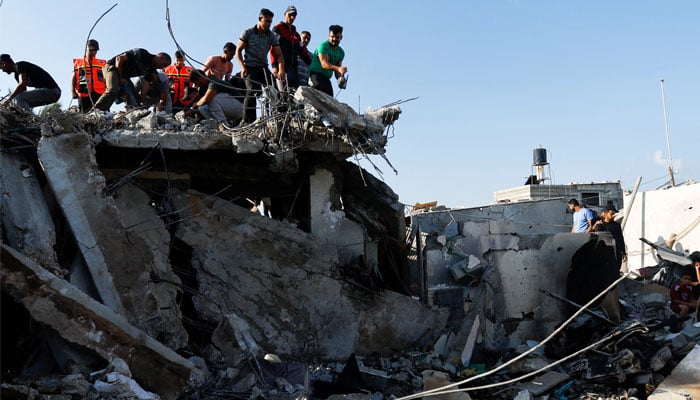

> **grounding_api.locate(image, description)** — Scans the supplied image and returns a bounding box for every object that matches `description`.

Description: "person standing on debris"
[134,70,172,113]
[189,69,243,128]
[93,49,171,111]
[297,30,312,87]
[568,198,595,233]
[71,39,107,112]
[165,51,194,113]
[592,204,627,269]
[236,8,285,125]
[271,6,310,90]
[308,24,347,97]
[203,42,236,81]
[0,54,61,111]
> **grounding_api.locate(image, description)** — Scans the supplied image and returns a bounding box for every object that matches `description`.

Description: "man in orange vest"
[71,39,106,112]
[164,51,195,113]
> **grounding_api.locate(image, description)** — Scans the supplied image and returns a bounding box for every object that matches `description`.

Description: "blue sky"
[1,1,698,209]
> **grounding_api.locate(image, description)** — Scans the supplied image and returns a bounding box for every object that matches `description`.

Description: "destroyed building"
[1,87,699,400]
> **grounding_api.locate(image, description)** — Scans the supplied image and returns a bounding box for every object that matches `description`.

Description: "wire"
[396,272,632,400]
[82,3,118,113]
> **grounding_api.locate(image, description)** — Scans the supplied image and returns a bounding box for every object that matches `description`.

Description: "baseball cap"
[285,5,297,14]
[87,39,100,50]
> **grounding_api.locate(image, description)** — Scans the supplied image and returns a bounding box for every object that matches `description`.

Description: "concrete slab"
[0,151,59,272]
[1,244,193,400]
[649,344,700,400]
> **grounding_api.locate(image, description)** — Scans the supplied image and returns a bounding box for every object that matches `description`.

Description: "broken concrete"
[172,188,447,360]
[649,344,700,400]
[0,150,60,273]
[0,244,193,399]
[37,132,187,348]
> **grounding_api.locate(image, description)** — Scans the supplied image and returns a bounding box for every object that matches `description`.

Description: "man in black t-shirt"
[1,54,61,111]
[93,48,171,111]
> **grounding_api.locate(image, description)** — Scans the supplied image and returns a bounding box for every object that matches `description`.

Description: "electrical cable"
[396,272,632,400]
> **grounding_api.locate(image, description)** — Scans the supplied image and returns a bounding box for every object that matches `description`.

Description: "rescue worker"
[71,39,106,112]
[164,51,194,113]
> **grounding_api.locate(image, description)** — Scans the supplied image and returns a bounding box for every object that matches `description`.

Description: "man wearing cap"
[236,8,285,125]
[592,204,627,270]
[0,54,61,111]
[71,39,107,112]
[308,24,347,97]
[93,48,171,111]
[271,6,310,90]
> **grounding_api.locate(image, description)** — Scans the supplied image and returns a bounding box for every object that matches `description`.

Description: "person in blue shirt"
[568,198,595,233]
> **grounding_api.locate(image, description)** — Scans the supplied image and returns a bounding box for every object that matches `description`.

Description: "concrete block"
[480,234,519,252]
[635,293,669,309]
[426,249,451,286]
[489,220,516,235]
[459,221,484,238]
[650,346,672,371]
[1,245,193,400]
[670,333,690,350]
[649,344,700,400]
[514,390,534,400]
[136,112,158,129]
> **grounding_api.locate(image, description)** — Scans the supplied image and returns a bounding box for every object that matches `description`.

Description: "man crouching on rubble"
[1,54,61,111]
[93,49,171,112]
[188,69,243,128]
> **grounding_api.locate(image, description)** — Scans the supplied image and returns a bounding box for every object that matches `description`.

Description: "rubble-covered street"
[1,88,699,400]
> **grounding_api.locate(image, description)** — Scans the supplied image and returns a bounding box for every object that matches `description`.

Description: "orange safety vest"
[73,57,107,97]
[165,64,194,106]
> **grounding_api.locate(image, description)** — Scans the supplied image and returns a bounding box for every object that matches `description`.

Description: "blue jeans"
[14,87,61,111]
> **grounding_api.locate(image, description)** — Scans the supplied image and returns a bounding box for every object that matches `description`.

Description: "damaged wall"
[171,188,446,360]
[37,131,188,350]
[409,198,599,355]
[623,182,700,269]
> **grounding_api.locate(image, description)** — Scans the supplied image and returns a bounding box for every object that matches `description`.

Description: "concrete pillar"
[309,167,364,265]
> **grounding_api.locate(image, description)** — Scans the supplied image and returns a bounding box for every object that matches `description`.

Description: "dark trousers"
[78,92,101,113]
[310,73,333,96]
[242,66,274,123]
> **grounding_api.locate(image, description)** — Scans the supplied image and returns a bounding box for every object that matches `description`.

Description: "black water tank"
[533,148,548,166]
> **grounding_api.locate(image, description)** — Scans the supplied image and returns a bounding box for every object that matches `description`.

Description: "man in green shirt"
[308,25,347,96]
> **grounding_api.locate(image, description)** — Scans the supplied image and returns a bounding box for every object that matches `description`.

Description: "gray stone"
[136,112,158,129]
[513,389,534,400]
[650,346,672,371]
[211,313,261,368]
[173,190,447,359]
[0,151,60,273]
[1,245,193,400]
[649,344,700,400]
[232,133,264,153]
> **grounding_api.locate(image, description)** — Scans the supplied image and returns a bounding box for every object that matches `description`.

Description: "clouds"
[653,150,682,173]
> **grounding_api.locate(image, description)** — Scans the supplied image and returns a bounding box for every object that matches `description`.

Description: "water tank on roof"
[533,147,548,166]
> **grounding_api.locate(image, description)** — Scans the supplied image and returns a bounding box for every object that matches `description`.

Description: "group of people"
[1,6,348,128]
[568,197,700,330]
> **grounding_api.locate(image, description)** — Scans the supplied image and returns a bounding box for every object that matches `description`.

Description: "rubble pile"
[1,90,698,400]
